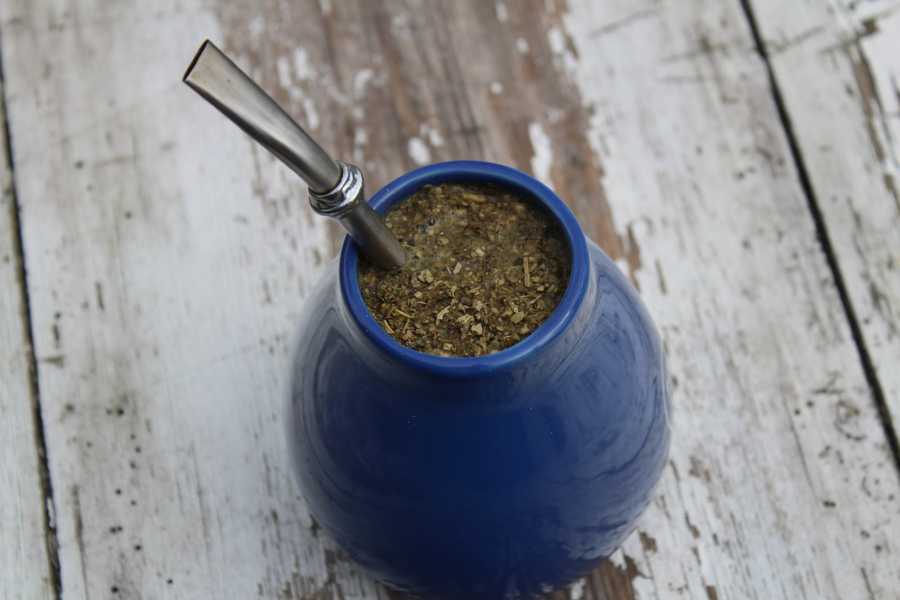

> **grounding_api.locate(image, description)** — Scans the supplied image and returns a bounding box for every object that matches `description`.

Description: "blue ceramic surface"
[288,161,670,599]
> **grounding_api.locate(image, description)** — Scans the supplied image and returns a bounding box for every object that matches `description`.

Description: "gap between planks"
[738,0,900,475]
[0,37,62,599]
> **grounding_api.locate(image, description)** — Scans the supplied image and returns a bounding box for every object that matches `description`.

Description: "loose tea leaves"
[358,183,571,357]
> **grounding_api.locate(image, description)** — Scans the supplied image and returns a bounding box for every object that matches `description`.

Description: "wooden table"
[2,1,899,598]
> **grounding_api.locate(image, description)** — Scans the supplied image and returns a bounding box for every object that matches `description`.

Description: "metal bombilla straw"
[182,40,406,270]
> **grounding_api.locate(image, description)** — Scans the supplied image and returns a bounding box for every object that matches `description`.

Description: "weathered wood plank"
[748,0,900,457]
[0,2,371,598]
[553,2,900,598]
[0,61,55,599]
[1,1,898,599]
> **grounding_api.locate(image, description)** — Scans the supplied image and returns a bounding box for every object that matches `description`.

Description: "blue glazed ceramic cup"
[288,161,670,599]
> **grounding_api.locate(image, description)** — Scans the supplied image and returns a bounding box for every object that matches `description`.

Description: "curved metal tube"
[183,40,405,269]
[183,40,340,192]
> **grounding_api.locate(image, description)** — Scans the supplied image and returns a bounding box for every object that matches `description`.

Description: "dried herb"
[358,183,571,357]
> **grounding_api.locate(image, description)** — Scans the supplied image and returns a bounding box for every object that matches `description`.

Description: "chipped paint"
[276,55,292,89]
[302,98,320,131]
[548,26,578,74]
[407,137,431,165]
[293,47,315,81]
[353,68,375,97]
[528,121,552,184]
[568,578,586,600]
[353,128,368,163]
[421,124,445,148]
[607,548,627,570]
[496,1,509,23]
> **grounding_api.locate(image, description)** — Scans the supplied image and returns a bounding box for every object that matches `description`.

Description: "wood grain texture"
[1,1,898,599]
[556,2,899,598]
[0,67,55,598]
[748,0,900,447]
[0,2,364,598]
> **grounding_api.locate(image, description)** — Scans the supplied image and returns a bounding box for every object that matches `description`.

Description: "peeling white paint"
[569,578,586,600]
[607,548,627,570]
[495,1,509,23]
[421,124,445,148]
[353,127,368,163]
[516,37,530,54]
[276,55,292,88]
[548,26,578,75]
[0,7,368,598]
[408,137,431,165]
[528,121,552,184]
[303,98,320,131]
[353,68,375,97]
[556,3,900,597]
[755,0,900,448]
[548,26,566,54]
[293,47,315,81]
[490,81,504,95]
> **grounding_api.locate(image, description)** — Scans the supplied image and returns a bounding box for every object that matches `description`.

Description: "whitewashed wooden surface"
[0,72,56,600]
[749,0,900,442]
[0,1,898,599]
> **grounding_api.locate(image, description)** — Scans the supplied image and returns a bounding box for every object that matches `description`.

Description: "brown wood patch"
[218,0,632,263]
